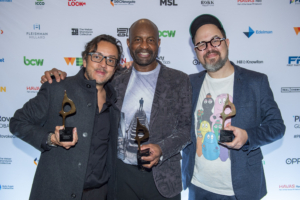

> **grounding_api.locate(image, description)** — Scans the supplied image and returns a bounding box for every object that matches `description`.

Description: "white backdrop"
[0,0,299,199]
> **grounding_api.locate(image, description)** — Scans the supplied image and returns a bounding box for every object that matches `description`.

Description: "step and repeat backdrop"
[0,0,299,199]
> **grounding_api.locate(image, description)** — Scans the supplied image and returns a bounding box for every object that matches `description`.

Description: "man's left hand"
[140,144,162,168]
[222,124,248,149]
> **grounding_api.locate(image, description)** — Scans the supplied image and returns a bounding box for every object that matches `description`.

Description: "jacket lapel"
[191,71,206,113]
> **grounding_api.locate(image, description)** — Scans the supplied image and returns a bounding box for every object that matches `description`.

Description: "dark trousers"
[81,184,108,200]
[116,159,181,200]
[189,183,237,200]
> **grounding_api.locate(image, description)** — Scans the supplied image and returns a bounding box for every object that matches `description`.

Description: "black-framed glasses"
[88,52,118,67]
[194,37,226,51]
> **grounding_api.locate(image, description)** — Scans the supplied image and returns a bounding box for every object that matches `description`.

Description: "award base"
[219,130,234,143]
[137,148,150,170]
[59,127,74,142]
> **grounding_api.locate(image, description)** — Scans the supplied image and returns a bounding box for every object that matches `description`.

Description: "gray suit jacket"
[10,68,120,200]
[112,60,192,198]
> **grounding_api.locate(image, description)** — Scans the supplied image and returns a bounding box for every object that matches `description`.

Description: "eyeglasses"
[194,37,226,51]
[88,52,118,67]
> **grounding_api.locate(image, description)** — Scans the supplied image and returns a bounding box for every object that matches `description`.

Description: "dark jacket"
[112,60,192,198]
[182,63,285,200]
[9,68,119,200]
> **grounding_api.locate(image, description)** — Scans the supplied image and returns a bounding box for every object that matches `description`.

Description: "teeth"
[140,53,149,55]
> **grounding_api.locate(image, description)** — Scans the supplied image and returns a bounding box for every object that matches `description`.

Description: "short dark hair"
[81,34,123,69]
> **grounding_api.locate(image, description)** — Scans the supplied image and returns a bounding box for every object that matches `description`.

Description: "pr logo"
[243,27,254,38]
[64,57,82,66]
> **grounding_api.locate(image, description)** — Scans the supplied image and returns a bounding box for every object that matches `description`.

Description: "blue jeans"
[189,184,237,200]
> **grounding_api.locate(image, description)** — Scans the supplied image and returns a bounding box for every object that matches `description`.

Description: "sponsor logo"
[68,0,86,6]
[27,86,40,93]
[117,28,129,37]
[281,87,300,93]
[193,59,201,65]
[159,30,176,37]
[120,58,128,65]
[286,158,300,164]
[0,157,12,164]
[111,0,136,6]
[71,28,93,36]
[35,0,45,9]
[294,115,300,132]
[0,134,16,137]
[243,26,272,38]
[64,57,83,66]
[160,0,178,6]
[237,0,262,5]
[279,184,300,191]
[26,24,48,39]
[288,56,300,66]
[0,58,4,62]
[0,116,11,129]
[0,185,14,190]
[0,87,6,92]
[24,56,44,66]
[0,0,12,2]
[34,158,39,165]
[236,60,263,64]
[290,0,300,4]
[157,56,171,65]
[201,0,214,6]
[0,27,3,34]
[294,27,300,35]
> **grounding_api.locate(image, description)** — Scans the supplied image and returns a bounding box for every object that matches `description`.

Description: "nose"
[99,57,107,68]
[140,39,148,49]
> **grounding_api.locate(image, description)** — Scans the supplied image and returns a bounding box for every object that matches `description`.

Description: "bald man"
[40,19,191,200]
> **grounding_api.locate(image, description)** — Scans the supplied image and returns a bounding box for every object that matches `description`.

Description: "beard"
[85,68,110,86]
[130,48,158,67]
[201,49,229,72]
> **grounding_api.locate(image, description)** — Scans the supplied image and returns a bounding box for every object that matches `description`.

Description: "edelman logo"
[243,26,272,38]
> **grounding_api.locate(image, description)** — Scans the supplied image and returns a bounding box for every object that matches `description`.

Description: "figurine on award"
[59,91,76,142]
[135,118,150,170]
[219,94,236,143]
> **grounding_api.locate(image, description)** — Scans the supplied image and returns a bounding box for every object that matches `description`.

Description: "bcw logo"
[64,57,83,66]
[159,30,176,37]
[68,0,86,6]
[24,56,44,66]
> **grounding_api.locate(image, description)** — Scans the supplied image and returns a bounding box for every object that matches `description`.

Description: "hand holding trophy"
[135,118,150,170]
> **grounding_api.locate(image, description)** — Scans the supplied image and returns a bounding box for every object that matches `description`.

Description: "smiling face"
[127,19,160,69]
[83,41,118,86]
[194,24,229,72]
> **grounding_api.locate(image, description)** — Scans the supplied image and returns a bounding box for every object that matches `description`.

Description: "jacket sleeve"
[156,75,192,163]
[244,74,285,153]
[9,83,51,152]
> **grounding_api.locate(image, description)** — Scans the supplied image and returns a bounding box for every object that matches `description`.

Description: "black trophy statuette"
[219,94,236,143]
[59,91,76,142]
[135,118,150,170]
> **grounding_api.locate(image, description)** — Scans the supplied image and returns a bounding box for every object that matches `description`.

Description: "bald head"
[129,19,159,40]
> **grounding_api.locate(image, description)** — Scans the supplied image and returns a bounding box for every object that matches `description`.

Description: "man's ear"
[225,38,230,48]
[83,58,87,68]
[127,38,130,48]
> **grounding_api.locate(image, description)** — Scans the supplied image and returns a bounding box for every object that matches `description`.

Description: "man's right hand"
[41,68,67,84]
[51,126,78,149]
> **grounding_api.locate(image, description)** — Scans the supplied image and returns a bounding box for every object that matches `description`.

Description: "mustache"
[204,50,220,59]
[95,68,107,73]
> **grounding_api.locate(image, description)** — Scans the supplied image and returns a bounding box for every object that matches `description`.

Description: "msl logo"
[110,0,136,6]
[159,30,176,37]
[201,0,214,6]
[24,56,44,66]
[68,0,86,6]
[0,87,6,92]
[294,27,300,35]
[64,57,83,66]
[243,26,272,38]
[290,0,300,4]
[117,28,129,37]
[160,0,178,6]
[287,56,300,66]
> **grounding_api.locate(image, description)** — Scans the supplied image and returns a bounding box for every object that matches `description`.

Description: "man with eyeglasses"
[182,14,285,200]
[10,34,122,200]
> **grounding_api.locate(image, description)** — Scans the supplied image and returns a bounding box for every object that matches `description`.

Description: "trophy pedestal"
[59,127,74,142]
[137,148,150,170]
[219,130,234,143]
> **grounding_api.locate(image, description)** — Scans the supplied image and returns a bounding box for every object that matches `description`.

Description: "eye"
[211,135,214,139]
[207,135,210,139]
[202,123,205,128]
[223,98,226,103]
[205,124,208,128]
[208,99,212,104]
[204,99,207,104]
[218,98,222,104]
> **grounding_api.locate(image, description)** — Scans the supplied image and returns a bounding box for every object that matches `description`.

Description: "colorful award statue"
[135,118,150,170]
[59,91,76,142]
[219,94,236,143]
